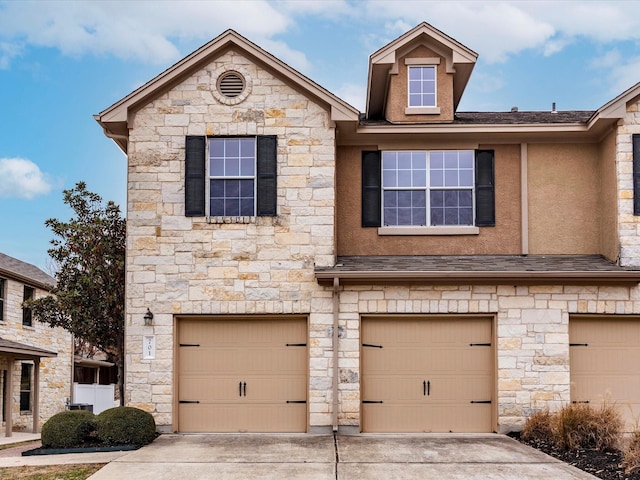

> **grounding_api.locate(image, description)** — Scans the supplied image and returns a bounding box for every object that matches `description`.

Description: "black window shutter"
[185,136,206,217]
[475,150,495,227]
[362,151,382,227]
[633,134,640,216]
[256,135,278,216]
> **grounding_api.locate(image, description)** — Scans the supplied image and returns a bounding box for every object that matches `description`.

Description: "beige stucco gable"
[366,22,477,121]
[95,29,360,153]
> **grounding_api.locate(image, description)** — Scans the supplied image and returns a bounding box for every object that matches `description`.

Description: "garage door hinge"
[363,400,384,404]
[286,400,307,404]
[179,343,200,347]
[470,400,492,404]
[286,343,307,347]
[362,343,383,348]
[469,343,491,346]
[572,400,590,404]
[179,400,200,404]
[569,343,589,347]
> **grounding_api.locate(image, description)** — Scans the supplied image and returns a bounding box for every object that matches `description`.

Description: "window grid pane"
[408,66,436,107]
[382,150,475,226]
[209,138,256,216]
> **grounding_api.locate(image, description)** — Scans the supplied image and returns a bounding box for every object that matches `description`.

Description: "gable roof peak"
[95,28,359,153]
[366,22,477,119]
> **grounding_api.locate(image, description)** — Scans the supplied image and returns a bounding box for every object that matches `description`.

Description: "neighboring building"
[0,253,73,436]
[95,22,640,434]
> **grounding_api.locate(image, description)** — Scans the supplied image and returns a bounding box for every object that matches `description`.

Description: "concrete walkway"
[83,433,597,480]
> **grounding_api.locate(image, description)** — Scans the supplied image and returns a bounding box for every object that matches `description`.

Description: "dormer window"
[404,58,441,115]
[408,66,436,108]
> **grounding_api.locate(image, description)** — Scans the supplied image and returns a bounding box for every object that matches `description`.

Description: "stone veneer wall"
[618,100,640,266]
[1,278,72,430]
[336,283,640,432]
[125,49,337,429]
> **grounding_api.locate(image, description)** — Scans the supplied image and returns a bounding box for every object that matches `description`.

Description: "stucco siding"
[528,143,600,254]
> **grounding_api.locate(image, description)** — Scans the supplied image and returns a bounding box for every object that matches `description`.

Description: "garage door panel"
[179,348,241,373]
[178,403,242,433]
[179,377,243,402]
[362,317,493,433]
[570,317,640,431]
[177,317,307,433]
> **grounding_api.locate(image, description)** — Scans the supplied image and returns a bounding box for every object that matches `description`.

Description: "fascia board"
[356,123,591,135]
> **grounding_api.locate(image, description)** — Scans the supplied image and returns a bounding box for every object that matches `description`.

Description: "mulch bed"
[508,432,640,480]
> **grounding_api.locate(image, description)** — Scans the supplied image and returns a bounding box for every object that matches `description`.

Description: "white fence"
[72,383,116,414]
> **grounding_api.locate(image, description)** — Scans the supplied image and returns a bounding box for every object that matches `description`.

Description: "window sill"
[405,107,441,115]
[378,226,480,236]
[207,216,255,224]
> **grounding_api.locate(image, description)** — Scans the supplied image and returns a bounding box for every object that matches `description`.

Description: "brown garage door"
[177,316,307,432]
[570,317,640,430]
[361,316,493,433]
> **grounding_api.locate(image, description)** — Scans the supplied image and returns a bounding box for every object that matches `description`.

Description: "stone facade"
[618,100,640,267]
[124,49,337,428]
[0,277,72,430]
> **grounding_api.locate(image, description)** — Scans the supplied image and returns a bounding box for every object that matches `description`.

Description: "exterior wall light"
[143,308,154,326]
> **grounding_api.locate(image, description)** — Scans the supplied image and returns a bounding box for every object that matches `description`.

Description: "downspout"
[332,276,340,433]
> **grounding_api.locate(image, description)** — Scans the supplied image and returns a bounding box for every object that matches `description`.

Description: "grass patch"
[0,463,105,479]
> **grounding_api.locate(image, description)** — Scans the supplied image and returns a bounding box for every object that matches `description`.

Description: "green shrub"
[96,406,156,446]
[41,410,97,448]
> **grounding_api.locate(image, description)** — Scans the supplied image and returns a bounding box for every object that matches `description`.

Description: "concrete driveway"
[88,433,597,480]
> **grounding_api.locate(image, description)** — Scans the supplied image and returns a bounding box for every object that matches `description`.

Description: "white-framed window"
[408,65,436,108]
[208,137,257,217]
[382,150,474,226]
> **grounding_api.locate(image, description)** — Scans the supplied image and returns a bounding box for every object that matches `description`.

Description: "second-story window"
[408,65,436,108]
[22,286,34,327]
[209,137,256,217]
[382,150,474,226]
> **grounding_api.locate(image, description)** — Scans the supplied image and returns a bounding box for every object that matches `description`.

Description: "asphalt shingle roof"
[0,253,55,289]
[360,110,596,125]
[315,255,640,285]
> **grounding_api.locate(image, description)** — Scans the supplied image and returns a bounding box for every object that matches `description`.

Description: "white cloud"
[334,83,367,112]
[0,158,53,199]
[0,0,293,66]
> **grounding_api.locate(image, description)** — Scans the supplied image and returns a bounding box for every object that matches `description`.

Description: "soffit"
[95,29,360,154]
[366,22,478,120]
[315,255,640,286]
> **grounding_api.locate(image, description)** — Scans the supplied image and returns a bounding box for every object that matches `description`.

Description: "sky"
[2,0,640,272]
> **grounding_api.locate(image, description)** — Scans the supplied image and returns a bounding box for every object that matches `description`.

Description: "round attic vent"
[218,72,245,98]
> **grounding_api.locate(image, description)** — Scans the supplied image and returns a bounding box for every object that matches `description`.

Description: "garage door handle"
[243,382,247,397]
[239,382,242,397]
[423,380,430,396]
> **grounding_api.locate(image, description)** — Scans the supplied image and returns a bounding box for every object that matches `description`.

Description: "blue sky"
[2,0,640,271]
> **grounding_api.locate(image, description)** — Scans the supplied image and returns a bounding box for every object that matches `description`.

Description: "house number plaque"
[143,335,156,359]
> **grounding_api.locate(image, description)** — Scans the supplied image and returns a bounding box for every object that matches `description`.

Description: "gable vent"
[218,72,245,98]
